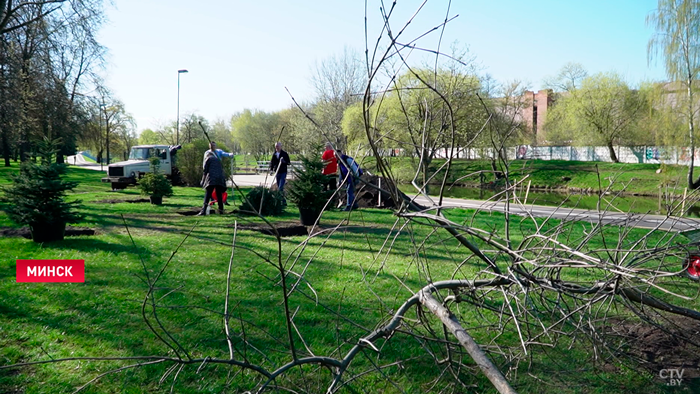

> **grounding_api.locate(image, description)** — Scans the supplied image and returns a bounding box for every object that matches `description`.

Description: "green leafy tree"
[544,72,648,162]
[138,128,162,145]
[342,101,386,149]
[231,109,279,160]
[210,118,239,153]
[363,66,486,189]
[178,139,209,186]
[275,107,303,153]
[648,0,700,188]
[638,81,686,147]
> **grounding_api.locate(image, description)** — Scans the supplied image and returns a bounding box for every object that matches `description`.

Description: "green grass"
[80,155,97,163]
[369,158,689,196]
[0,162,698,393]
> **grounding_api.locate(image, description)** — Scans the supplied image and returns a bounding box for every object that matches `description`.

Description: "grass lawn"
[0,162,698,393]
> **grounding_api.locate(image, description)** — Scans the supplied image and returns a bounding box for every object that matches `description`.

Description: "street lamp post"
[176,69,188,145]
[99,103,104,171]
[100,103,108,169]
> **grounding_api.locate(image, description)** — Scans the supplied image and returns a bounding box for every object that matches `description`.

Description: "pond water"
[397,184,700,217]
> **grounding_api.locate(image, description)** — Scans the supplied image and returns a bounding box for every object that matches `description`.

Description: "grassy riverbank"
[365,158,688,196]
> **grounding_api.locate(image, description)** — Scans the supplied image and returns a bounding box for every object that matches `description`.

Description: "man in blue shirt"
[203,141,234,162]
[337,150,361,211]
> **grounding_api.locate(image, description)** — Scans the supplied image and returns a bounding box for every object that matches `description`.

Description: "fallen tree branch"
[419,289,517,394]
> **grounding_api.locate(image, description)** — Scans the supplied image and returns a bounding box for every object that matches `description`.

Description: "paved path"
[229,174,276,188]
[66,153,108,171]
[409,194,700,232]
[67,165,700,233]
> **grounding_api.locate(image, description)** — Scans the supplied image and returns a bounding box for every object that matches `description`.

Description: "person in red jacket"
[321,142,337,191]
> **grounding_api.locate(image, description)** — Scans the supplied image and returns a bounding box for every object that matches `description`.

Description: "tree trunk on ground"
[419,290,517,394]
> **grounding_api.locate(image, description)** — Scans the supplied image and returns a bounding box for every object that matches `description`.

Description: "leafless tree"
[0,0,106,164]
[542,62,588,93]
[310,46,366,148]
[0,0,65,35]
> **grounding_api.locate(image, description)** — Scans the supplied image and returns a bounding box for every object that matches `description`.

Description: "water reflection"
[687,205,700,218]
[397,184,699,216]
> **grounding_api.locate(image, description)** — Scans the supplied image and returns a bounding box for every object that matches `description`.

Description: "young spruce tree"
[1,137,82,241]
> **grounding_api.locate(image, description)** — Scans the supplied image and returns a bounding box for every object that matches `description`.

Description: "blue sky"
[97,0,667,132]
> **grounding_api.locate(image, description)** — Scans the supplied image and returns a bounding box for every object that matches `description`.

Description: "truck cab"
[101,145,180,190]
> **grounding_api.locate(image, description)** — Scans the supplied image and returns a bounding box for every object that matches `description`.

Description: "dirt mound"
[229,222,311,237]
[0,226,96,239]
[95,198,150,204]
[177,207,230,216]
[607,316,700,379]
[356,174,395,208]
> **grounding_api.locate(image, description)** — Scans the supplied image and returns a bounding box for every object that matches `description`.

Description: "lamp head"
[178,69,188,73]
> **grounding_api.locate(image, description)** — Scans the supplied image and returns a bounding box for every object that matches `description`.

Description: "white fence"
[432,146,700,167]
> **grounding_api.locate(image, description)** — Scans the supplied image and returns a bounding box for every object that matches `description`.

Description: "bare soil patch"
[229,221,310,237]
[177,207,232,216]
[95,198,150,204]
[607,316,700,380]
[0,226,97,239]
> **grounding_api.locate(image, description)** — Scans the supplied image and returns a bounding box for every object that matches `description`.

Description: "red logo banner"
[16,260,85,283]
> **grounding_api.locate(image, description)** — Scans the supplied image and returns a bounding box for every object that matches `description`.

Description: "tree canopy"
[544,73,648,162]
[648,0,700,187]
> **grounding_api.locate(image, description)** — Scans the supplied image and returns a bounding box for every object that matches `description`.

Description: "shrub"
[239,186,285,216]
[139,157,173,198]
[177,140,210,186]
[177,140,235,186]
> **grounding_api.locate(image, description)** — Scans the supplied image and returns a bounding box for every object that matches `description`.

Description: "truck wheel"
[684,255,700,281]
[111,183,128,190]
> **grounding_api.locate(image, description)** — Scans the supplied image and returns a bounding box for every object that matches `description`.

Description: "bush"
[239,186,285,216]
[177,140,235,186]
[177,140,209,186]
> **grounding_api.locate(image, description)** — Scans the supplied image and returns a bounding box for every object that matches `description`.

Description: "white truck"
[101,144,182,190]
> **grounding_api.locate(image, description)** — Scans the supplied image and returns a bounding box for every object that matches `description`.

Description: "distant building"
[520,81,700,146]
[520,90,554,145]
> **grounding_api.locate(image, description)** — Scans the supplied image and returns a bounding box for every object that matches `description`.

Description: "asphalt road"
[409,194,700,233]
[71,164,700,233]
